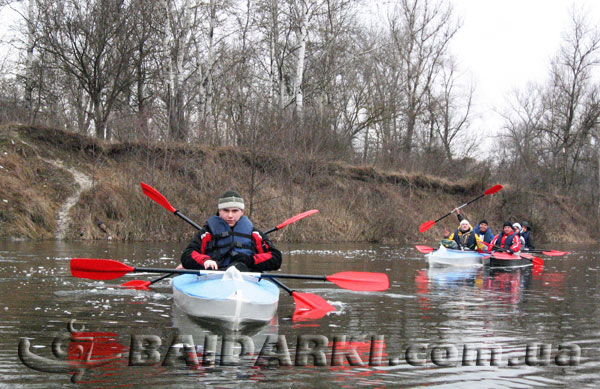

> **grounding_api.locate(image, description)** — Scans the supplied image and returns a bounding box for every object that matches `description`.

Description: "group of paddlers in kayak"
[441,208,534,253]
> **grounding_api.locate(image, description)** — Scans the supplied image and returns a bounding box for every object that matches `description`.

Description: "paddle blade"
[276,209,319,229]
[140,182,176,213]
[415,245,435,254]
[484,184,503,195]
[326,272,389,292]
[292,291,335,312]
[541,250,569,256]
[70,258,134,280]
[120,280,151,290]
[419,220,435,233]
[291,292,335,321]
[292,307,334,321]
[520,253,544,266]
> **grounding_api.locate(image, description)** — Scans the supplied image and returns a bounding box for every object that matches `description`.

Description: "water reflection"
[481,267,533,305]
[425,266,479,288]
[171,304,279,343]
[3,241,600,387]
[416,265,549,306]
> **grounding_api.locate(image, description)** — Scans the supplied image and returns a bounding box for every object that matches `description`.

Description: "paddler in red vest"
[180,190,282,272]
[491,222,522,254]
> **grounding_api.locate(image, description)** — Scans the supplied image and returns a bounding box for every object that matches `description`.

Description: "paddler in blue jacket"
[520,221,535,249]
[180,190,282,272]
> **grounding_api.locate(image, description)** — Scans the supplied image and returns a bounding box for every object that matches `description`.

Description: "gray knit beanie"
[218,190,244,210]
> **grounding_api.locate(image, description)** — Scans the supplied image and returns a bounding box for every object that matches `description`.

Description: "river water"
[1,240,598,387]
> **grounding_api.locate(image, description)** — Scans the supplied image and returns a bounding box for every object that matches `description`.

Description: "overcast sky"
[448,0,600,147]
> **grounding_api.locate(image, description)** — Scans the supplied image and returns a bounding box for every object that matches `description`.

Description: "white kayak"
[172,266,280,330]
[426,245,487,267]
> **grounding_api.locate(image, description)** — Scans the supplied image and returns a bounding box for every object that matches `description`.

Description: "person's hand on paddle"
[204,259,218,270]
[454,207,460,215]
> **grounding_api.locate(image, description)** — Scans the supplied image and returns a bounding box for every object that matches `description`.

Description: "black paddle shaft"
[174,210,203,231]
[132,267,327,282]
[434,193,485,223]
[268,277,294,294]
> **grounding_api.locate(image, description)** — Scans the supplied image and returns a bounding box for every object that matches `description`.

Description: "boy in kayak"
[180,190,282,272]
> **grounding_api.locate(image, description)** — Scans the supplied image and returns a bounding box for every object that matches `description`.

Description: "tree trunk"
[93,99,106,139]
[293,2,308,117]
[25,0,36,122]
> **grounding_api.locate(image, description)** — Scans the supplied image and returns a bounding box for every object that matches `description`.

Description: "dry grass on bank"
[0,130,74,239]
[0,124,595,243]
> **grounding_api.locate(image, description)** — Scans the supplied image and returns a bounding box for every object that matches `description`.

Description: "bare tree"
[24,0,35,120]
[161,0,195,141]
[388,0,459,165]
[254,0,294,110]
[499,10,600,197]
[427,59,476,163]
[289,0,326,117]
[35,0,142,139]
[499,85,547,182]
[541,12,600,190]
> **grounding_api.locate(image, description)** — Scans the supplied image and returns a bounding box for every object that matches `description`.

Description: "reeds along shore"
[0,124,593,243]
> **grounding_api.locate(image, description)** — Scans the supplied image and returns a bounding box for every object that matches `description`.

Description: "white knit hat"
[460,219,470,226]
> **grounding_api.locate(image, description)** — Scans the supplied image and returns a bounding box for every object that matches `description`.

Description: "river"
[1,240,598,387]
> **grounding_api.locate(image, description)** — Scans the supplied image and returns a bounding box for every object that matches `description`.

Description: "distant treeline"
[0,0,599,229]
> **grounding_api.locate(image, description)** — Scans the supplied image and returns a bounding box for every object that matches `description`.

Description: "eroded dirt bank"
[0,124,594,244]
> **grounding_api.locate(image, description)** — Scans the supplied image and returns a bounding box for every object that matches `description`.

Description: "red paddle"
[140,182,203,229]
[264,209,319,234]
[268,277,335,321]
[415,245,435,254]
[72,258,390,292]
[322,271,389,292]
[525,249,570,257]
[419,185,503,233]
[518,252,544,266]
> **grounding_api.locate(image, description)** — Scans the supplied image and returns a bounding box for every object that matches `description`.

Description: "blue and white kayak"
[426,245,487,267]
[172,266,280,328]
